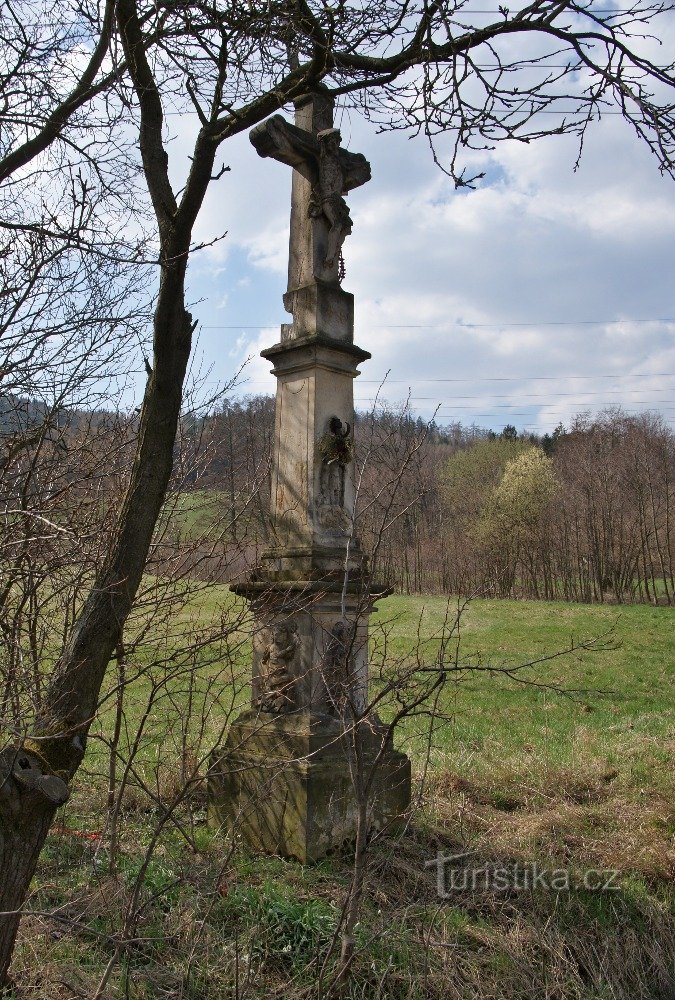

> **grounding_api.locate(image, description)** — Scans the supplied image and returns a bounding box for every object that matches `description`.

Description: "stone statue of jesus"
[310,128,353,272]
[250,114,371,283]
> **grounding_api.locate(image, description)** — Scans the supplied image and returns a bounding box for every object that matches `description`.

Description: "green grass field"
[373,594,674,779]
[157,489,263,541]
[14,592,675,999]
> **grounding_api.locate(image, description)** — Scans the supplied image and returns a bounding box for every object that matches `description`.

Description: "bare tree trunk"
[0,283,194,984]
[338,796,368,978]
[647,468,671,604]
[0,759,61,986]
[0,0,316,973]
[0,1,202,979]
[107,644,127,871]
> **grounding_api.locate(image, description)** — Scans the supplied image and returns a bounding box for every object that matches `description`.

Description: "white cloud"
[176,92,675,433]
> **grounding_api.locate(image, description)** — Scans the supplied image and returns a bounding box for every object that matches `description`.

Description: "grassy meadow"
[376,594,674,778]
[13,591,675,999]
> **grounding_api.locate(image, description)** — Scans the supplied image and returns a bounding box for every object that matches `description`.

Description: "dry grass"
[8,756,674,1000]
[426,760,675,882]
[7,594,674,998]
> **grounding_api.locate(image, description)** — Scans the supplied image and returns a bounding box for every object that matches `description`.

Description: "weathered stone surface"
[208,711,411,863]
[259,334,370,555]
[208,92,411,862]
[282,282,354,342]
[232,585,382,714]
[250,94,370,291]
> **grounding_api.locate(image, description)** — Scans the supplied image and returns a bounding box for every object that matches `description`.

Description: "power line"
[231,373,675,390]
[162,109,656,119]
[224,373,675,386]
[435,407,675,413]
[357,373,675,384]
[435,410,675,418]
[455,7,660,11]
[416,406,675,416]
[354,396,675,404]
[14,7,658,26]
[355,401,675,410]
[359,389,675,398]
[454,319,674,328]
[202,319,675,329]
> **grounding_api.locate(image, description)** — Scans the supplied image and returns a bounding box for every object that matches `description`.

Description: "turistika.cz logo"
[425,851,621,897]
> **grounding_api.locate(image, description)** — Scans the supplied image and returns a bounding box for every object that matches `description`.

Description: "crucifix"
[250,104,371,286]
[246,94,372,549]
[250,92,371,339]
[208,92,410,864]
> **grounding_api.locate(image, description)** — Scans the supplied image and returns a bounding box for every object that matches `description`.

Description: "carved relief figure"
[321,620,352,716]
[309,128,354,274]
[249,115,371,282]
[317,416,353,528]
[257,621,299,713]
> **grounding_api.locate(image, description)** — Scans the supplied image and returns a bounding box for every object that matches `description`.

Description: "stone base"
[282,281,354,342]
[207,710,411,863]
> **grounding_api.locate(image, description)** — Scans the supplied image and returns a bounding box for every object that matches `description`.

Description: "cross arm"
[249,115,320,182]
[249,115,371,194]
[338,149,371,193]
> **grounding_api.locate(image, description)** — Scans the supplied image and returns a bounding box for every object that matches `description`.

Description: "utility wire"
[354,397,675,405]
[354,398,675,407]
[202,319,675,329]
[359,373,675,384]
[230,372,675,386]
[355,390,675,400]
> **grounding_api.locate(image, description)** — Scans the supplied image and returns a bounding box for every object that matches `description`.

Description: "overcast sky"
[172,81,675,435]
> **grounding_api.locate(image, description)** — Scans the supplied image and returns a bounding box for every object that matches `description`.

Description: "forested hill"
[0,394,115,435]
[189,399,674,605]
[0,395,48,434]
[3,390,673,605]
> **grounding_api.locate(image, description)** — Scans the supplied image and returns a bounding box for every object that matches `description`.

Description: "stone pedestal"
[207,92,410,861]
[208,712,411,863]
[282,282,354,342]
[260,332,369,565]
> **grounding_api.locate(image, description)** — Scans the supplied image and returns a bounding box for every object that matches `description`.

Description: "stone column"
[208,94,410,863]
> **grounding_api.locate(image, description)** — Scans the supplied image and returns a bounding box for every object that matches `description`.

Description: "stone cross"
[250,93,371,340]
[208,93,410,863]
[247,97,373,559]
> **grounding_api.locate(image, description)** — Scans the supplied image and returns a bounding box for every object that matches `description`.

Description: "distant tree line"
[194,399,675,605]
[439,412,674,604]
[4,394,673,605]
